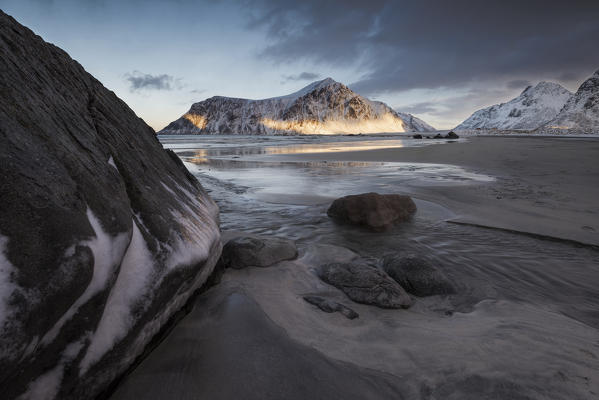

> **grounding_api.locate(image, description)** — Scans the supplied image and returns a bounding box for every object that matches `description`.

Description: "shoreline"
[239,136,599,246]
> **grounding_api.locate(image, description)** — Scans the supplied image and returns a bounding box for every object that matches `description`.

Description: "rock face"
[318,261,412,309]
[455,82,572,130]
[541,69,599,134]
[0,11,221,400]
[382,255,455,297]
[159,78,435,135]
[303,296,359,320]
[327,193,417,230]
[220,236,298,269]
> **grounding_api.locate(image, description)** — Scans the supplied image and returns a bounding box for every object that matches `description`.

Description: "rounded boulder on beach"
[327,192,417,230]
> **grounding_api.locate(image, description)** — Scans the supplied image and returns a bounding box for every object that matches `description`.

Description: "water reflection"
[159,134,450,153]
[180,156,492,209]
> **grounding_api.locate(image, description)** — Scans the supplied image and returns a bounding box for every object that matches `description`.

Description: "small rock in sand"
[412,134,423,139]
[327,192,417,230]
[221,235,298,269]
[318,261,412,309]
[303,296,359,319]
[446,131,459,139]
[382,254,455,297]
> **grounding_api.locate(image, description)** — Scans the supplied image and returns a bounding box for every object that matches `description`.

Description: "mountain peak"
[298,77,341,92]
[527,81,569,94]
[314,77,337,86]
[275,77,341,100]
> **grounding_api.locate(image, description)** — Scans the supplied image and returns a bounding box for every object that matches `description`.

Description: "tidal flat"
[111,135,599,400]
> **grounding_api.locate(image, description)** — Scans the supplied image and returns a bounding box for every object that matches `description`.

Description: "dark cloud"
[242,0,599,96]
[126,71,179,91]
[506,80,532,90]
[556,71,585,83]
[282,72,321,82]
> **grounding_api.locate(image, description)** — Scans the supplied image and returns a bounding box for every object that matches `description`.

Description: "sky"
[1,0,598,130]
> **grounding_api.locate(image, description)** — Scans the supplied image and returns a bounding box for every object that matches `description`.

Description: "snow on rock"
[159,78,435,135]
[540,69,599,134]
[455,82,572,131]
[0,10,221,400]
[395,111,436,132]
[78,219,153,374]
[107,155,117,170]
[18,340,85,400]
[39,209,130,348]
[0,235,16,336]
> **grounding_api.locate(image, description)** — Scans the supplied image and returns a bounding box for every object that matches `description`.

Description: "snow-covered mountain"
[159,78,435,135]
[455,82,572,130]
[540,70,599,133]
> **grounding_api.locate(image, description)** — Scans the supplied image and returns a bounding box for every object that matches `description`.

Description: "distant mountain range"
[456,69,599,133]
[159,78,435,135]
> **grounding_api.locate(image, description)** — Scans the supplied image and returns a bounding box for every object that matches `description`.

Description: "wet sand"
[110,291,405,400]
[110,240,599,400]
[260,136,599,246]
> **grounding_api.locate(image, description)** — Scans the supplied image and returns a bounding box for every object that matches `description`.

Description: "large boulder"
[0,11,220,400]
[318,261,412,309]
[327,192,417,230]
[220,235,298,269]
[382,255,455,297]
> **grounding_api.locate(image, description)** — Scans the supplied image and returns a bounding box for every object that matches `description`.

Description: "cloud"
[281,72,321,82]
[125,71,181,91]
[396,102,438,115]
[506,80,532,90]
[242,1,599,96]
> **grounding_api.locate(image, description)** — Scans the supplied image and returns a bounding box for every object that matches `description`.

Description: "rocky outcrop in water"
[382,255,455,297]
[0,11,220,400]
[540,69,599,134]
[327,193,417,230]
[318,261,412,309]
[159,78,435,135]
[220,235,298,269]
